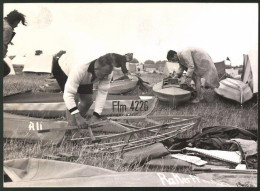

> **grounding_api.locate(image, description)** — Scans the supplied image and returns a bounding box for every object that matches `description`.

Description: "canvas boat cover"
[4,158,232,187]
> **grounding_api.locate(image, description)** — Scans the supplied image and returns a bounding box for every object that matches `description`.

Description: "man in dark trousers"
[52,52,134,128]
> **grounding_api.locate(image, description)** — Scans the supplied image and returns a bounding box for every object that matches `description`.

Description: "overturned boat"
[214,78,253,104]
[214,46,258,104]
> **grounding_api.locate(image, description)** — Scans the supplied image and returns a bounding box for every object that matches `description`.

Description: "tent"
[226,68,238,77]
[135,63,144,73]
[23,55,53,73]
[163,62,179,76]
[242,44,258,93]
[128,63,136,73]
[11,56,27,66]
[4,57,15,75]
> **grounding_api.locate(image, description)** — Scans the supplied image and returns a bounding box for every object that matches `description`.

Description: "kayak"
[3,92,156,118]
[3,112,67,145]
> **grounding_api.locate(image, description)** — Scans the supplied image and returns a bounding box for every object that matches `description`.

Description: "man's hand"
[172,75,179,79]
[90,114,101,124]
[184,76,192,86]
[74,113,88,129]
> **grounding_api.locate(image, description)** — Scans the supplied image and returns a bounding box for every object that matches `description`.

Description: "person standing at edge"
[3,10,27,77]
[52,52,117,128]
[167,47,220,103]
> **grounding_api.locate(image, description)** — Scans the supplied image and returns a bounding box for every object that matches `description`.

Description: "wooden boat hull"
[41,76,139,94]
[3,92,155,118]
[108,76,138,94]
[214,78,253,104]
[152,81,191,105]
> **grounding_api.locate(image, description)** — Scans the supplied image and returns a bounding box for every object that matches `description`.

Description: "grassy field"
[3,72,258,173]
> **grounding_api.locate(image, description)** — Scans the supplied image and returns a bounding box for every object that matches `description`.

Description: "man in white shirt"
[167,47,220,103]
[52,52,115,128]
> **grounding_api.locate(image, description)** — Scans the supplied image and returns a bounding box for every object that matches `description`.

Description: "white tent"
[128,63,137,73]
[135,63,144,73]
[23,55,53,73]
[243,43,258,93]
[226,68,239,77]
[163,62,179,76]
[11,56,27,66]
[4,57,15,75]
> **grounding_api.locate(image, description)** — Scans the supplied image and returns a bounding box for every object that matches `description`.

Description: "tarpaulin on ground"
[4,158,115,182]
[4,158,232,187]
[166,126,257,169]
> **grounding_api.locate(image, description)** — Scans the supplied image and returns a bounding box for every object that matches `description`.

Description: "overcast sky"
[4,3,258,65]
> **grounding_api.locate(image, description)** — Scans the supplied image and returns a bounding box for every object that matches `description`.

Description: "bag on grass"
[122,142,169,166]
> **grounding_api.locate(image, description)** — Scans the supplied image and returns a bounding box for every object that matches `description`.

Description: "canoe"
[3,112,67,145]
[152,81,191,106]
[4,158,231,187]
[3,92,156,118]
[4,172,232,187]
[3,112,131,144]
[214,78,253,104]
[108,76,138,94]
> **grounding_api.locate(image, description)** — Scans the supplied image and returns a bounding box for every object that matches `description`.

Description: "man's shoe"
[190,97,200,104]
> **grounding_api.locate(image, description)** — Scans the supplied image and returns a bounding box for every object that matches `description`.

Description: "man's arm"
[3,27,13,45]
[63,66,91,128]
[3,27,13,57]
[121,63,129,76]
[181,50,195,78]
[94,72,113,115]
[176,65,186,78]
[63,67,83,115]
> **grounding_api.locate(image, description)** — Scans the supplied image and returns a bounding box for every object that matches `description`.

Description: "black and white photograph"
[2,2,258,188]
